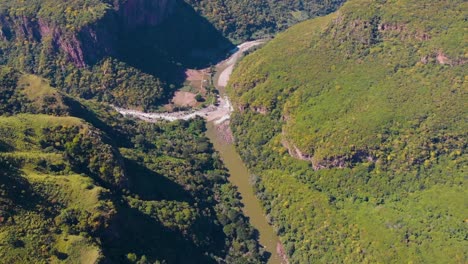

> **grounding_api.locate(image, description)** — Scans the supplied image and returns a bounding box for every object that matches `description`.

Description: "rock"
[0,0,176,67]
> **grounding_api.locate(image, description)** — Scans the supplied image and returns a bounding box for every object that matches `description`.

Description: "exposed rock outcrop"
[0,0,176,67]
[435,50,466,66]
[420,51,466,66]
[282,137,375,170]
[378,22,430,41]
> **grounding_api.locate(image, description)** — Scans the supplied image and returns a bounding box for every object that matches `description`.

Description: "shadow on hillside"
[101,201,221,264]
[0,159,49,216]
[0,139,14,152]
[64,97,132,147]
[124,158,193,203]
[189,213,227,255]
[115,1,234,92]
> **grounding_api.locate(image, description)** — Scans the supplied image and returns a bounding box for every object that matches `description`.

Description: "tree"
[195,93,204,102]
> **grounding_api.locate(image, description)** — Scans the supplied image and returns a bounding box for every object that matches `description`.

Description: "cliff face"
[0,0,176,67]
[39,14,117,67]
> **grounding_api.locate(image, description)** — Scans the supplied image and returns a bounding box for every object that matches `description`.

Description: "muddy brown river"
[206,40,283,263]
[206,122,282,264]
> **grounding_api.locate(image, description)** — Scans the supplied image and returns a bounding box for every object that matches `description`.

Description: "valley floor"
[114,40,264,124]
[114,39,287,264]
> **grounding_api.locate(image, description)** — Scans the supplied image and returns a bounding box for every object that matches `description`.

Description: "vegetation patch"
[0,71,266,263]
[228,0,467,262]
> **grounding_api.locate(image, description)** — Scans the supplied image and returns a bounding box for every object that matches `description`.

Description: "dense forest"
[186,0,345,41]
[228,0,467,263]
[0,0,234,111]
[0,69,265,263]
[0,0,357,263]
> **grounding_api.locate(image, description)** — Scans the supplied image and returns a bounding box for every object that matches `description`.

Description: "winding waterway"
[208,40,282,264]
[116,40,283,263]
[205,123,282,264]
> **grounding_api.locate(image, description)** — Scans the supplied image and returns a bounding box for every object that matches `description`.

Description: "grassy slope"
[0,113,110,263]
[3,172,107,263]
[228,0,467,263]
[230,0,466,164]
[19,74,68,113]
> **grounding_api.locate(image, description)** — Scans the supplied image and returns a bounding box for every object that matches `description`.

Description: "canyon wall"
[0,0,176,67]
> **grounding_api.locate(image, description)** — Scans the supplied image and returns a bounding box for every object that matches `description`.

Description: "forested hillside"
[0,0,346,111]
[0,1,358,263]
[228,0,467,262]
[0,0,235,111]
[186,0,345,41]
[0,68,265,263]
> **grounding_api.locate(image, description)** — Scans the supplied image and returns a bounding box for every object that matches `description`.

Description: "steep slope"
[0,0,233,111]
[0,0,175,66]
[186,0,345,41]
[228,0,467,263]
[0,70,265,263]
[0,0,347,110]
[0,0,175,111]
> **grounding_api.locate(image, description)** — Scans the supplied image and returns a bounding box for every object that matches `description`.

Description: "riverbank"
[206,122,282,264]
[114,40,285,264]
[210,40,284,264]
[114,40,264,125]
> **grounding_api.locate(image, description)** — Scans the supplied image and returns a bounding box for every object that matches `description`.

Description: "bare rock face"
[0,0,176,67]
[38,19,92,67]
[282,137,375,170]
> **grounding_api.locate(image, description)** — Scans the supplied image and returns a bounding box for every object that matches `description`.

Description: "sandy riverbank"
[114,40,264,124]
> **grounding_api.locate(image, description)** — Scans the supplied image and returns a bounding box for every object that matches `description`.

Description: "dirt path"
[217,40,264,88]
[115,95,233,123]
[115,40,264,124]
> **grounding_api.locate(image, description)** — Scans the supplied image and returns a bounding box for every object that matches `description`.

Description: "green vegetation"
[1,41,168,111]
[0,0,346,110]
[0,71,265,263]
[2,0,465,263]
[0,0,169,111]
[0,0,234,111]
[228,0,467,262]
[0,0,112,30]
[186,0,345,42]
[0,68,68,115]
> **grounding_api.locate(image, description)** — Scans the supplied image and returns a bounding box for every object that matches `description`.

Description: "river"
[115,40,284,264]
[208,41,283,264]
[205,123,282,264]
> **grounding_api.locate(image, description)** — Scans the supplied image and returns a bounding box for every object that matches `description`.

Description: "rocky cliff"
[0,0,176,67]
